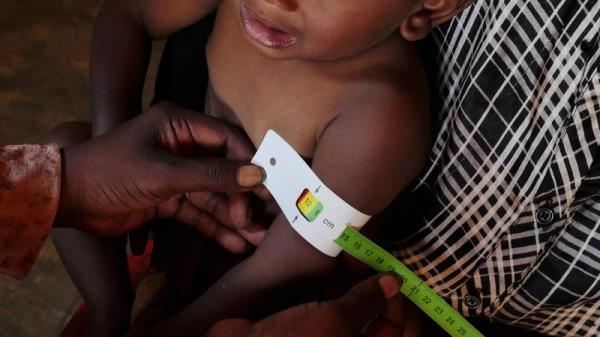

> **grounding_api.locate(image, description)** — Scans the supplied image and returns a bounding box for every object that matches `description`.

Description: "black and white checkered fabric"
[392,1,600,336]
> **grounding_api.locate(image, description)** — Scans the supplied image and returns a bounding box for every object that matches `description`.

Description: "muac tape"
[251,129,371,257]
[251,129,485,337]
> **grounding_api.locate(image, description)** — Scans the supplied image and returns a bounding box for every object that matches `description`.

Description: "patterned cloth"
[392,1,600,336]
[0,145,60,278]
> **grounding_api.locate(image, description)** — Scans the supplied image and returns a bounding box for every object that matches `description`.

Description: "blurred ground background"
[0,1,163,336]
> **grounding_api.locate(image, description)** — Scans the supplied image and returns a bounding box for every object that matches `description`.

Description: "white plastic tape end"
[252,130,371,257]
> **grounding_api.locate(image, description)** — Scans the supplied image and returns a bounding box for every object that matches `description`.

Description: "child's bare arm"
[91,0,221,135]
[143,82,431,336]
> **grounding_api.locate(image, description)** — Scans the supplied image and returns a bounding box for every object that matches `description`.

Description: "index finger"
[187,116,255,160]
[157,101,256,159]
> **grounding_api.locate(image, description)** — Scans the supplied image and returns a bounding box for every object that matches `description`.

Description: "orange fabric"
[0,144,61,278]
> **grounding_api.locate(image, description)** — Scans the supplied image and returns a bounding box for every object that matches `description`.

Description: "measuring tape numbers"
[252,130,484,337]
[335,226,484,337]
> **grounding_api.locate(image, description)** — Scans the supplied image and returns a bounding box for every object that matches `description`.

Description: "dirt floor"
[0,1,162,336]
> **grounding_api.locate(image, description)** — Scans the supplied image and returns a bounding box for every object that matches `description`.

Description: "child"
[54,0,471,335]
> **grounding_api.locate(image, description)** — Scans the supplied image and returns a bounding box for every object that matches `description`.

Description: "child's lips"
[240,3,297,49]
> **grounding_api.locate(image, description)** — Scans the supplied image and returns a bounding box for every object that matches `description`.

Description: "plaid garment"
[392,1,600,336]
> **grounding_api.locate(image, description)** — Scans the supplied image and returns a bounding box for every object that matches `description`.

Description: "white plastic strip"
[252,130,371,256]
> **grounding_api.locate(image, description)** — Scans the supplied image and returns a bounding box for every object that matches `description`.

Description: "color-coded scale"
[335,226,485,337]
[296,188,324,222]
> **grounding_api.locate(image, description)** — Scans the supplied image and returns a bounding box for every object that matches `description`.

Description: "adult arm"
[0,102,264,279]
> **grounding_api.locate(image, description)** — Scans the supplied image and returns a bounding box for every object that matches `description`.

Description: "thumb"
[330,274,401,334]
[251,274,400,337]
[165,156,265,194]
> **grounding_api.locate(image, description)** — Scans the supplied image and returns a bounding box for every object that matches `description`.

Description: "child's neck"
[205,1,417,155]
[208,0,412,80]
[286,33,411,82]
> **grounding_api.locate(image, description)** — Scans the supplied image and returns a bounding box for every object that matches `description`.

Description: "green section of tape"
[303,200,324,222]
[335,226,484,337]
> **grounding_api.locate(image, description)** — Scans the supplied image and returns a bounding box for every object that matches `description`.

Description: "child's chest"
[203,4,345,157]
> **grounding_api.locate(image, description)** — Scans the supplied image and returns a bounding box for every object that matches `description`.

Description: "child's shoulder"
[323,46,430,145]
[310,47,431,212]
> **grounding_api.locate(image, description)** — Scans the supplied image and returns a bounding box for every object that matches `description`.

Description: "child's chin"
[249,42,301,60]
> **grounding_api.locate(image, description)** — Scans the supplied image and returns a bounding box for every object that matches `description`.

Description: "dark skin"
[53,102,266,236]
[49,103,265,337]
[204,274,423,337]
[62,0,471,336]
[148,3,432,331]
[47,107,421,337]
[138,1,437,335]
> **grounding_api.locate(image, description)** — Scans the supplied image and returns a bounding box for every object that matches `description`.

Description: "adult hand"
[206,274,422,337]
[55,101,265,237]
[181,186,278,252]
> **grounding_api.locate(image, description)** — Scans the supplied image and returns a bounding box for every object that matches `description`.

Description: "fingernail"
[378,275,400,299]
[237,165,265,188]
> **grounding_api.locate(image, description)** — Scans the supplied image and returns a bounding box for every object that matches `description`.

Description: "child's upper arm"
[131,0,221,38]
[311,92,430,216]
[251,89,430,281]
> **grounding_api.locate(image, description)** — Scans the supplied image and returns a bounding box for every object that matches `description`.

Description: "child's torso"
[203,0,416,157]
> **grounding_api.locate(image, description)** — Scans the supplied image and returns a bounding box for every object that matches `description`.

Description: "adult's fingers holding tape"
[176,200,248,253]
[207,274,401,337]
[229,192,253,229]
[362,294,422,337]
[263,274,400,337]
[185,191,234,228]
[236,226,267,247]
[361,298,413,337]
[156,196,184,219]
[253,185,272,201]
[326,274,401,335]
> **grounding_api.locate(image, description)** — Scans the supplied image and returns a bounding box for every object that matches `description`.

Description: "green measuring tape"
[335,226,484,337]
